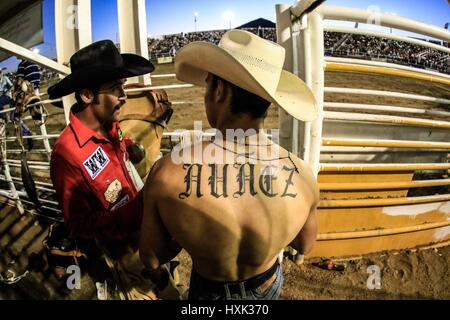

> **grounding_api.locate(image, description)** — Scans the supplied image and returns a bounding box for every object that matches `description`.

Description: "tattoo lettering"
[208,164,229,198]
[178,164,203,199]
[233,163,257,198]
[281,165,297,198]
[259,165,278,197]
[179,163,299,199]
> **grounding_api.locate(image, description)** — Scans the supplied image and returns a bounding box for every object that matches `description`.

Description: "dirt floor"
[1,63,449,300]
[174,245,450,300]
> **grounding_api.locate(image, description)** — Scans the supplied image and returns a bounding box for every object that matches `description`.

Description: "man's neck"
[74,105,108,138]
[216,116,264,138]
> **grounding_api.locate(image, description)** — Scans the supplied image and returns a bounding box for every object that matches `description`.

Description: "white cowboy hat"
[175,29,318,121]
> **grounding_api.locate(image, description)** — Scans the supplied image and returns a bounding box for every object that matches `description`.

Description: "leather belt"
[194,261,279,296]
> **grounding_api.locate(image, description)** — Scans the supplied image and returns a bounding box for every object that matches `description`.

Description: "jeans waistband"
[193,260,279,295]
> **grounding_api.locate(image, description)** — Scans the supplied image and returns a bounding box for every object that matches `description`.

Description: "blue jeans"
[188,262,283,300]
[0,95,14,121]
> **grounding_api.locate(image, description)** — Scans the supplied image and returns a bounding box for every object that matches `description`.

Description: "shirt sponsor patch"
[83,147,110,180]
[104,179,122,204]
[110,194,130,211]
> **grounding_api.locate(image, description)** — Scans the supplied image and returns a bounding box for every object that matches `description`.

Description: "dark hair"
[211,74,271,119]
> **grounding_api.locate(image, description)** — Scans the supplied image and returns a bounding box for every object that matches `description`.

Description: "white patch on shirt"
[83,147,110,180]
[110,194,130,211]
[104,179,122,204]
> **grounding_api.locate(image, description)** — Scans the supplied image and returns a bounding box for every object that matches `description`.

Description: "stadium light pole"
[194,12,198,32]
[222,10,234,29]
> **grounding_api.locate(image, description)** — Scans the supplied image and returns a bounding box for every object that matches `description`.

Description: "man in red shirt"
[48,40,177,299]
[49,40,153,243]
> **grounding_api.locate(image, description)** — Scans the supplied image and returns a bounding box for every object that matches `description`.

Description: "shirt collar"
[69,110,120,148]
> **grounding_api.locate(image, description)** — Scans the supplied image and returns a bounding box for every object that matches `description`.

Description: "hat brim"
[175,42,318,122]
[48,53,154,99]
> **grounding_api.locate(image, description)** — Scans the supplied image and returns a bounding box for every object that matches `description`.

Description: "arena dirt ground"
[1,63,449,299]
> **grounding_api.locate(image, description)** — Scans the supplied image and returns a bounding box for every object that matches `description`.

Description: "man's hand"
[149,89,173,126]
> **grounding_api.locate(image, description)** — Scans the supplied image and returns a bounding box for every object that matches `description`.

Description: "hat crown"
[218,30,285,95]
[70,40,124,72]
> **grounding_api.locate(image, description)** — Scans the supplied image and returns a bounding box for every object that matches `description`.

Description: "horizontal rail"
[0,37,71,75]
[36,198,59,206]
[6,149,49,154]
[6,159,50,166]
[321,146,448,154]
[319,194,450,208]
[324,26,450,54]
[150,73,176,78]
[1,134,60,142]
[10,176,54,188]
[319,179,450,191]
[26,98,64,108]
[325,87,450,105]
[320,163,450,172]
[171,101,204,105]
[316,5,450,42]
[326,62,450,86]
[6,163,49,170]
[324,111,450,129]
[19,198,61,213]
[0,189,18,200]
[324,102,450,118]
[2,177,56,193]
[0,107,15,115]
[317,220,450,240]
[322,138,450,149]
[125,84,195,93]
[326,57,450,81]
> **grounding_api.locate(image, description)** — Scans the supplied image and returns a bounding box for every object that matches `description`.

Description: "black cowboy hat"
[48,40,154,99]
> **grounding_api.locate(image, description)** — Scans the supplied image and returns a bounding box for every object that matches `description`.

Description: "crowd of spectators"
[149,28,449,75]
[324,32,449,74]
[149,27,276,59]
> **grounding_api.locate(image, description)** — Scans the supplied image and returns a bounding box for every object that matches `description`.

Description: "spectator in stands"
[0,68,14,123]
[16,58,41,95]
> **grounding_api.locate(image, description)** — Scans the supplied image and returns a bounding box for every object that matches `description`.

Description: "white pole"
[307,12,325,177]
[300,15,311,161]
[117,0,151,85]
[55,0,92,124]
[0,133,24,214]
[316,5,450,42]
[275,4,295,153]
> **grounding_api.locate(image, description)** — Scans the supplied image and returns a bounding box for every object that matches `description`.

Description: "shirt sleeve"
[16,63,25,78]
[50,154,143,241]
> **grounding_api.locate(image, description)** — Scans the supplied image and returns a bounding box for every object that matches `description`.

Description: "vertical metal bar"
[117,0,151,85]
[39,111,52,160]
[55,0,92,123]
[307,12,325,176]
[0,126,24,214]
[275,4,294,152]
[300,14,312,162]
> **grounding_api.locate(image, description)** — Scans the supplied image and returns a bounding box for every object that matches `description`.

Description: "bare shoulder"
[278,145,320,203]
[145,153,179,192]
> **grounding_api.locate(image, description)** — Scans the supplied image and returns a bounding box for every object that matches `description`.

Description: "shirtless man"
[140,30,319,300]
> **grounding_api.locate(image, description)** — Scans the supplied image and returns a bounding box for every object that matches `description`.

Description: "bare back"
[143,138,319,281]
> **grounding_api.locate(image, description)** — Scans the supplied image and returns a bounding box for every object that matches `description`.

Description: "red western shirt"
[50,112,142,241]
